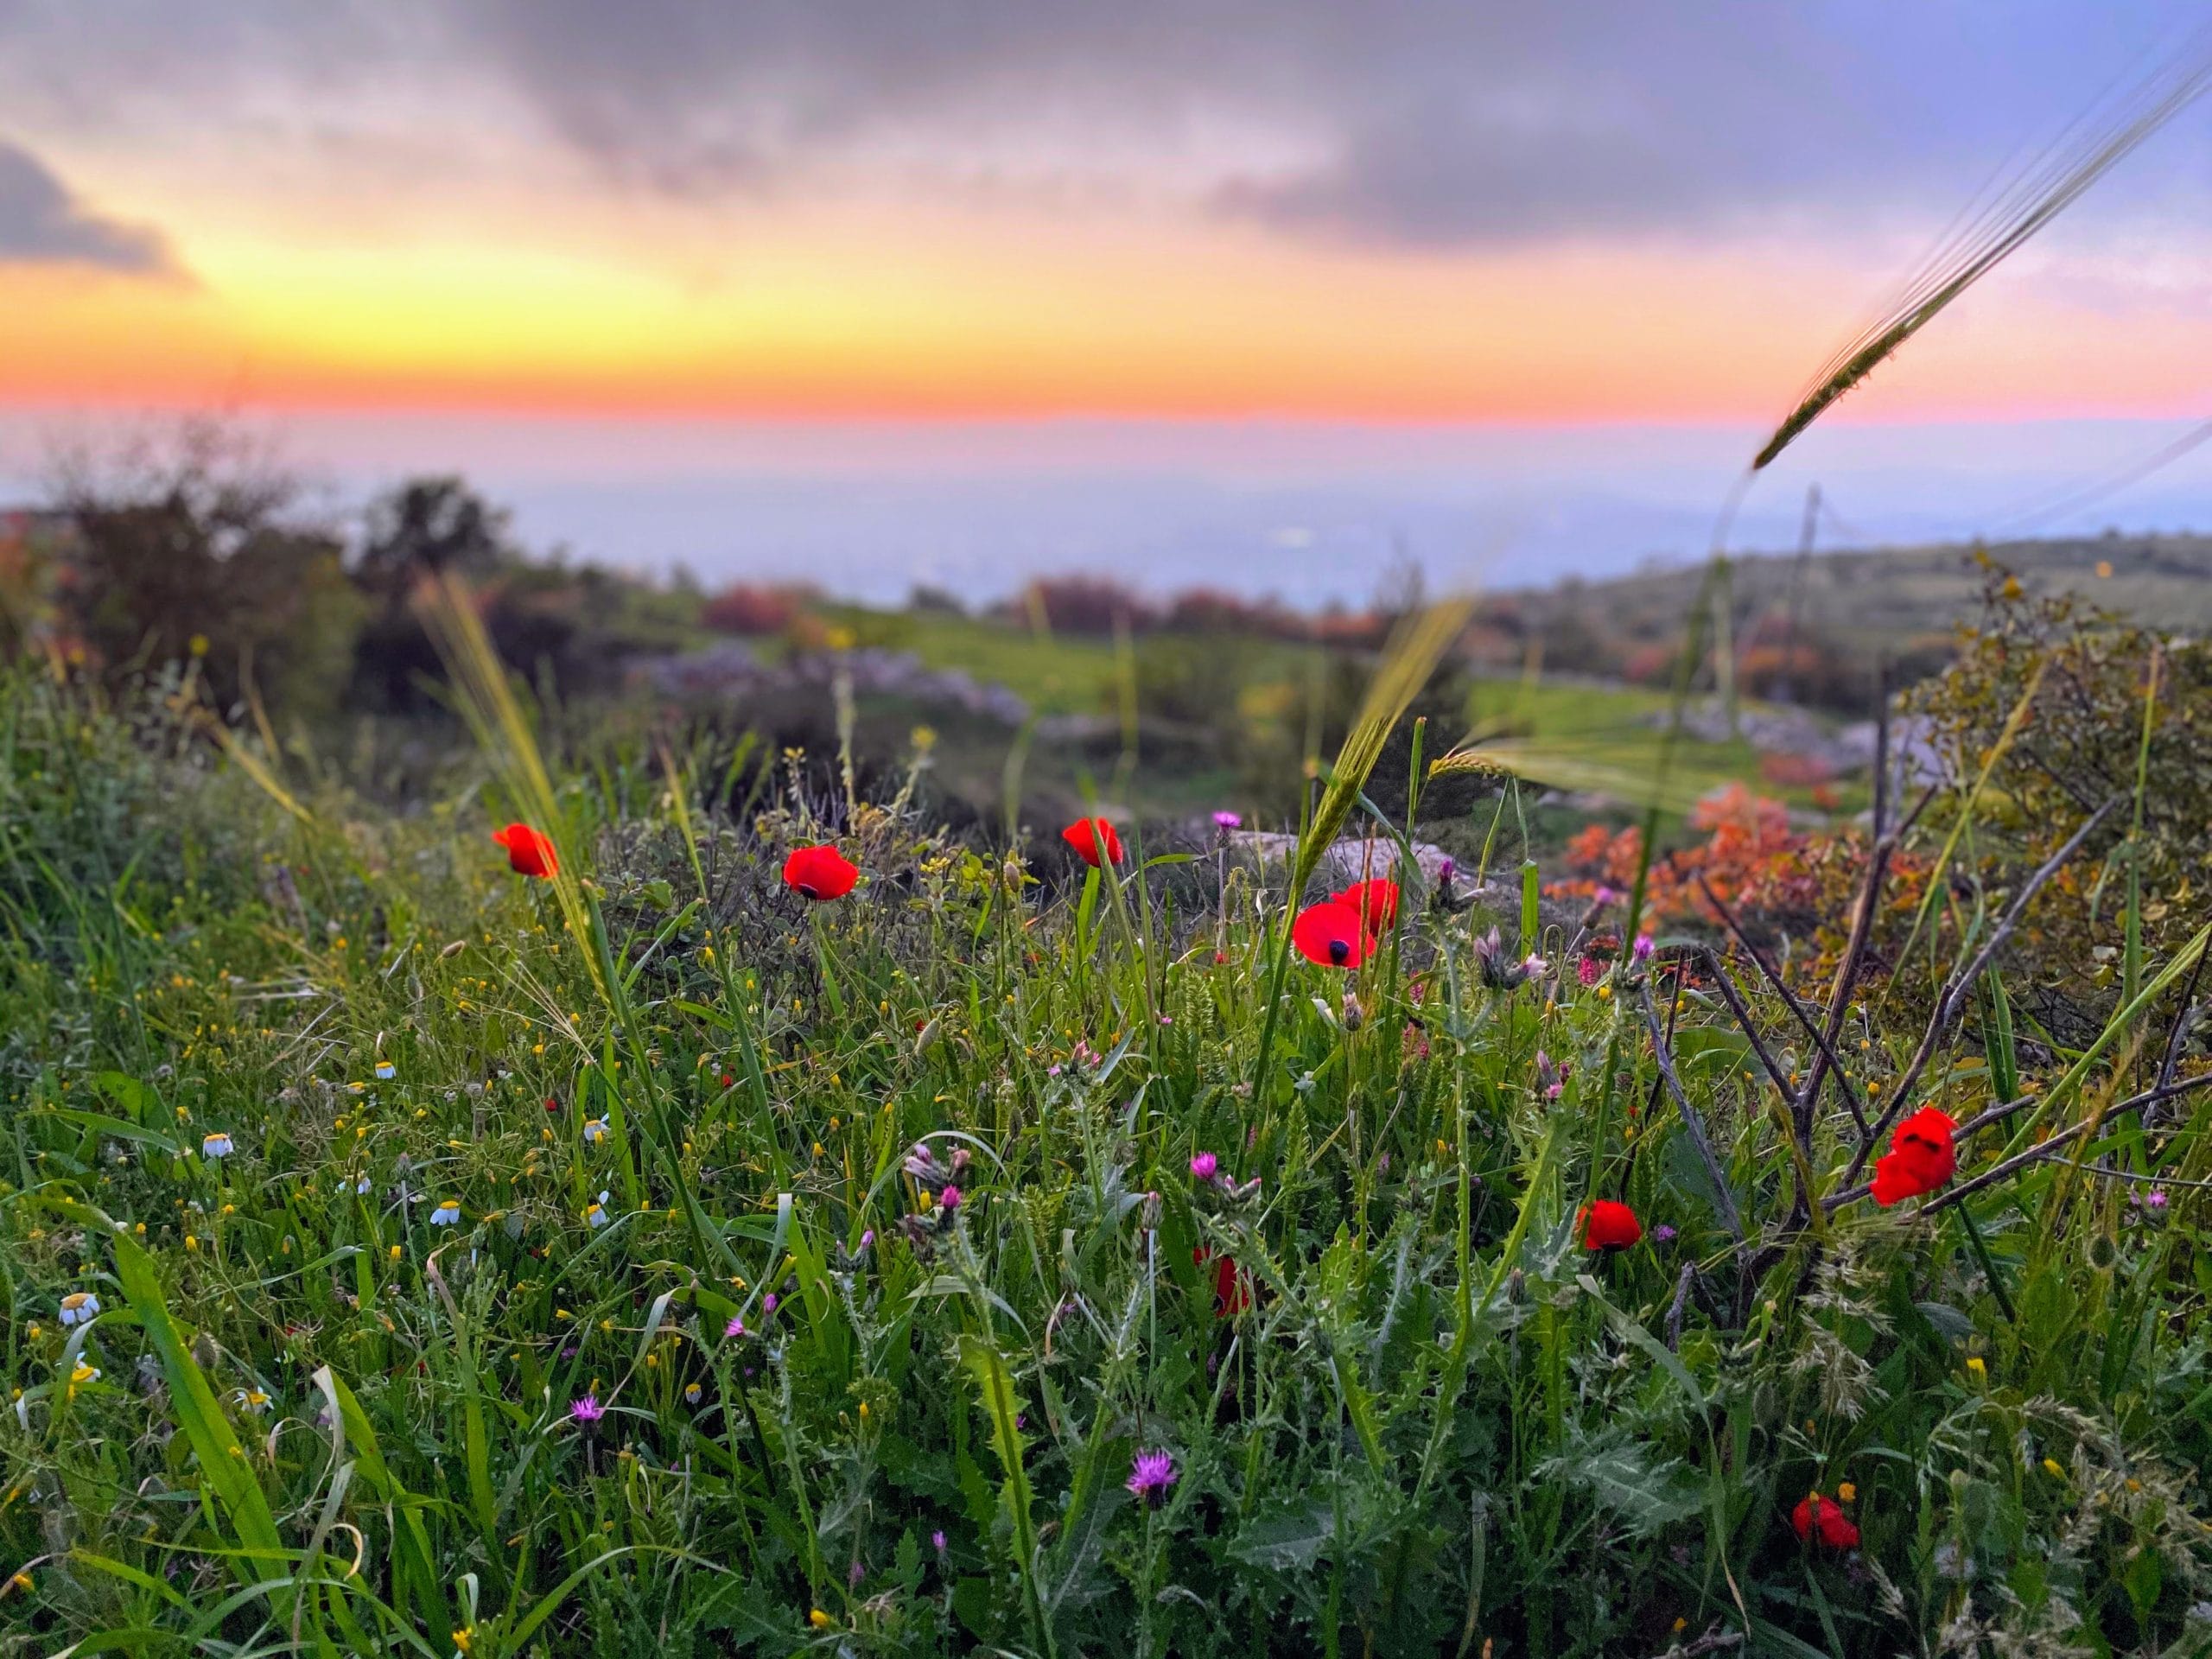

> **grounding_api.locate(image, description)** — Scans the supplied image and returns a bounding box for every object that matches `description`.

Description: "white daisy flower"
[236,1388,271,1414]
[58,1292,99,1327]
[374,1061,397,1080]
[585,1190,611,1229]
[429,1200,461,1227]
[582,1118,608,1145]
[201,1132,234,1159]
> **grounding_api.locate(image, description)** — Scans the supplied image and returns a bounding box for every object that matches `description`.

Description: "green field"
[4,587,2204,1655]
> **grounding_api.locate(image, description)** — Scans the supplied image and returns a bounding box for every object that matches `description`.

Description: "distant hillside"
[1482,531,2212,709]
[1573,531,2211,639]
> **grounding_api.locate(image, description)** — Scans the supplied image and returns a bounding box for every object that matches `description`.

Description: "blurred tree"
[907,584,965,615]
[353,475,508,601]
[51,423,362,722]
[347,476,512,710]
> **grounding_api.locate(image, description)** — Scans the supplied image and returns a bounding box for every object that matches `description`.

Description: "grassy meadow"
[0,575,2208,1659]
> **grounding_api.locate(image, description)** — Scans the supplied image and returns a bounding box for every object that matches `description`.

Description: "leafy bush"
[1908,563,2212,1042]
[49,428,364,724]
[702,584,812,638]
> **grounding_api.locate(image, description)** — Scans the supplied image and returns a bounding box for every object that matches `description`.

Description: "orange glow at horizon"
[10,189,2212,429]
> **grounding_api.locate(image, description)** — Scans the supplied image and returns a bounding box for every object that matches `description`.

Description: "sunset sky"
[4,1,2211,598]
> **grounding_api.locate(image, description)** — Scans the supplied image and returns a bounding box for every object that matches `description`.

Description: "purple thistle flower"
[724,1316,746,1338]
[859,1229,874,1249]
[939,1185,963,1211]
[570,1394,605,1426]
[1190,1152,1218,1182]
[1437,856,1456,885]
[2143,1188,2169,1211]
[931,1529,947,1554]
[1212,810,1242,830]
[1127,1448,1179,1504]
[1653,1224,1678,1243]
[761,1293,779,1316]
[1535,1049,1567,1100]
[1632,933,1655,963]
[849,1560,866,1588]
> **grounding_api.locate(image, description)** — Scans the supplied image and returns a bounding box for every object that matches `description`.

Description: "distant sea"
[4,412,2209,610]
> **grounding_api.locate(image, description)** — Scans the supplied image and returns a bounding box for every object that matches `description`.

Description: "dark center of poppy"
[797,882,819,899]
[1328,938,1350,964]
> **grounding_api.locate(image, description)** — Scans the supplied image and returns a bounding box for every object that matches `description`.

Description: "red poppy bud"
[1061,817,1123,868]
[1194,1246,1252,1316]
[1332,879,1401,931]
[782,843,860,901]
[1291,901,1371,969]
[1791,1493,1860,1549]
[1870,1106,1956,1206]
[491,823,558,879]
[1580,1198,1643,1250]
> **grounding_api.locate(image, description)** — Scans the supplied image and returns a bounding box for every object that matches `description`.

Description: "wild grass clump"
[0,609,2208,1658]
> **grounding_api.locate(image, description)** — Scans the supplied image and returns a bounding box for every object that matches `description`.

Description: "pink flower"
[1632,933,1655,963]
[1190,1152,1218,1181]
[1127,1448,1179,1504]
[1578,956,1602,988]
[724,1316,746,1338]
[1535,1050,1569,1100]
[570,1394,606,1425]
[939,1185,963,1211]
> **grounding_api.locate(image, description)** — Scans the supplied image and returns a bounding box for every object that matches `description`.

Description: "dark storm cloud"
[442,0,2204,244]
[0,0,2197,249]
[449,0,1859,227]
[0,137,180,273]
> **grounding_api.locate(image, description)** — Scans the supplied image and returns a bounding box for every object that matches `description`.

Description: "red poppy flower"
[1332,879,1401,931]
[1292,901,1371,969]
[1580,1198,1643,1250]
[1791,1493,1860,1549]
[1061,817,1124,868]
[1194,1247,1252,1316]
[491,823,558,879]
[782,843,860,901]
[1870,1105,1956,1206]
